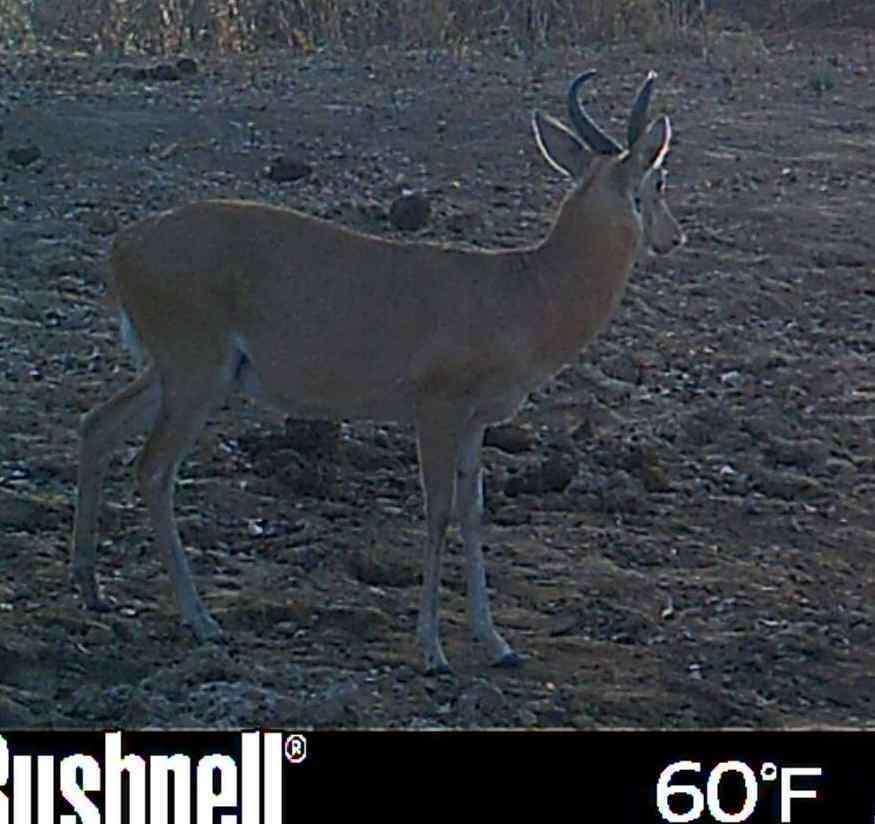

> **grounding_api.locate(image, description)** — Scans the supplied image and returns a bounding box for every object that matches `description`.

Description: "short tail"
[104,238,148,370]
[117,307,146,370]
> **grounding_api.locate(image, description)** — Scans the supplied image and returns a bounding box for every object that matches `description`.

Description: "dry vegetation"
[0,0,844,55]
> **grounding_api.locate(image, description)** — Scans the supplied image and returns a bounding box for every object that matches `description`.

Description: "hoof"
[492,651,523,669]
[72,573,113,612]
[186,615,225,644]
[87,594,114,613]
[423,661,453,677]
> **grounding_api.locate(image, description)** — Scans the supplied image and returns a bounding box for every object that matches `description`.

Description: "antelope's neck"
[527,213,643,366]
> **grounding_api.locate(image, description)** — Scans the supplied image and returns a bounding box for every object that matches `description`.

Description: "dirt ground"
[1,17,875,729]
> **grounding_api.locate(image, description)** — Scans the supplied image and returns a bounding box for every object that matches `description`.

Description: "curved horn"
[567,70,622,156]
[627,70,657,148]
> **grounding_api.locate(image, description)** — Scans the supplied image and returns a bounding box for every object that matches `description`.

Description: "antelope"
[72,69,685,674]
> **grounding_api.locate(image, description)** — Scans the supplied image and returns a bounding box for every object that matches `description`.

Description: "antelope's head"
[533,70,686,257]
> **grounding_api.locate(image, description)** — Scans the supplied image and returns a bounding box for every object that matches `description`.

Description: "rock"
[0,488,61,531]
[756,470,822,500]
[114,63,187,82]
[320,605,390,640]
[343,439,399,472]
[346,549,418,588]
[682,403,735,446]
[597,470,644,514]
[484,423,536,454]
[283,418,340,455]
[151,63,181,81]
[762,435,828,470]
[541,452,577,492]
[265,155,312,183]
[824,457,855,478]
[492,505,531,526]
[577,363,635,401]
[504,453,576,497]
[446,207,484,234]
[278,456,337,498]
[306,681,363,726]
[458,682,507,722]
[290,545,321,571]
[547,612,582,637]
[389,191,430,231]
[0,687,38,726]
[600,352,641,384]
[114,64,146,80]
[516,707,538,726]
[641,461,671,492]
[176,57,198,75]
[80,210,118,236]
[627,444,671,492]
[7,145,41,167]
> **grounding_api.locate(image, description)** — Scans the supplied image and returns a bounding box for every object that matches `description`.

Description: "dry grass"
[0,0,868,55]
[0,0,752,55]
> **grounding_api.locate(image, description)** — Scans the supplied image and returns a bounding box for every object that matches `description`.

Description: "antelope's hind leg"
[72,365,162,610]
[134,359,238,641]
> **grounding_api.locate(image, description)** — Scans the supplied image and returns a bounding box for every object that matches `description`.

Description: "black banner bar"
[0,730,872,822]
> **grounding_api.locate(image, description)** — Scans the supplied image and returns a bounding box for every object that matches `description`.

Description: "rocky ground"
[1,16,875,728]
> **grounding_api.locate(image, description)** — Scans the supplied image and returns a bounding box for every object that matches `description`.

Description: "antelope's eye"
[634,193,642,212]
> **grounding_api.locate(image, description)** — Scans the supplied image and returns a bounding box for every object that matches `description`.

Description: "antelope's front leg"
[415,413,457,674]
[456,424,519,667]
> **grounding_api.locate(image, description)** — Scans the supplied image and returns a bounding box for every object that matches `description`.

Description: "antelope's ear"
[532,110,592,178]
[629,115,672,177]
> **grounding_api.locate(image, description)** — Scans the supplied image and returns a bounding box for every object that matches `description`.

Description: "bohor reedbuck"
[73,70,685,673]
